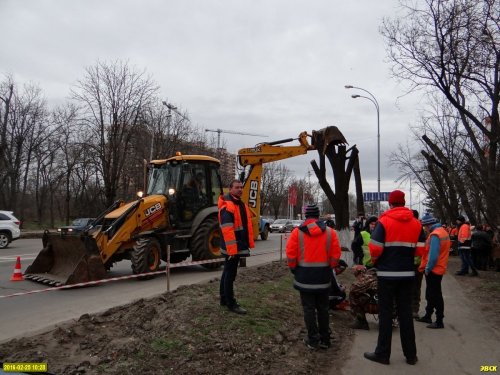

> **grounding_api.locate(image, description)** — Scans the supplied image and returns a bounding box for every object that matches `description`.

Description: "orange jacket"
[369,206,426,279]
[218,194,254,256]
[419,225,451,275]
[286,219,341,293]
[458,223,471,244]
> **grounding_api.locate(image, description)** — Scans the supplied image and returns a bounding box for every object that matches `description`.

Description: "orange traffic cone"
[10,256,24,281]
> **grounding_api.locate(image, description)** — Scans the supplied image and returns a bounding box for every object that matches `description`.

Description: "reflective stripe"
[239,249,250,255]
[377,271,415,277]
[235,226,243,231]
[370,239,384,247]
[298,231,305,257]
[440,236,450,241]
[458,246,470,250]
[220,223,233,228]
[326,228,331,251]
[385,241,416,248]
[297,261,329,267]
[225,240,237,246]
[417,242,426,247]
[294,280,331,289]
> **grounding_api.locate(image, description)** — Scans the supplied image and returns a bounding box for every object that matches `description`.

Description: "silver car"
[270,219,293,233]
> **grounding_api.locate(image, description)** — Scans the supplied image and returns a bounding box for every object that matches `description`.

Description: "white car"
[0,210,21,249]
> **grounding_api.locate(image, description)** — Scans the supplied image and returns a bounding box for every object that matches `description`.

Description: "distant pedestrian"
[360,216,378,268]
[364,190,425,366]
[286,204,341,350]
[351,214,365,265]
[471,225,492,271]
[455,216,478,276]
[415,213,451,329]
[218,179,254,314]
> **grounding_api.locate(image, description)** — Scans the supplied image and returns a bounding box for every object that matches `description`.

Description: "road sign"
[363,192,390,202]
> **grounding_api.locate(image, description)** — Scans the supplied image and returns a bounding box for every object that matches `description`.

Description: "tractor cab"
[148,154,223,228]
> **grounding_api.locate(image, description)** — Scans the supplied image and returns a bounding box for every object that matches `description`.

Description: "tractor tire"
[190,216,223,269]
[260,225,269,241]
[131,237,161,279]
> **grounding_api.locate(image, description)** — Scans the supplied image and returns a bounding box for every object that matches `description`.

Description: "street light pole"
[345,85,381,216]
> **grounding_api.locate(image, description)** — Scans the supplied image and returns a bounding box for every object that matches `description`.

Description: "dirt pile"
[0,261,355,375]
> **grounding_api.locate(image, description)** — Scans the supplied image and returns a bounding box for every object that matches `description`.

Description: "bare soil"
[0,261,355,375]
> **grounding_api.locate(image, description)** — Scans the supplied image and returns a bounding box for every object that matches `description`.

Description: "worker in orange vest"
[364,190,426,366]
[455,216,478,276]
[218,179,255,314]
[415,213,451,329]
[286,204,341,350]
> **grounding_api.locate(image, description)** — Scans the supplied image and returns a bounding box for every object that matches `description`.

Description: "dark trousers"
[459,248,477,273]
[411,267,424,314]
[219,255,240,307]
[424,272,444,322]
[300,291,330,344]
[375,278,416,360]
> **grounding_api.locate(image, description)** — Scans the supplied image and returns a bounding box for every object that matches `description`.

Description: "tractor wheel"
[260,225,269,241]
[190,216,223,269]
[131,237,161,279]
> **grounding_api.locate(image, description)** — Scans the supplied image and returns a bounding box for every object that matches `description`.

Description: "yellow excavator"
[25,154,225,286]
[25,127,343,286]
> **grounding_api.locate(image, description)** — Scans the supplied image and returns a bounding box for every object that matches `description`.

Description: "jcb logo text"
[145,203,162,217]
[248,180,259,208]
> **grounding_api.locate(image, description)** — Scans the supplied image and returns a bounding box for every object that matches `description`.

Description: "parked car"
[0,210,21,249]
[292,220,303,229]
[269,219,294,233]
[58,217,95,235]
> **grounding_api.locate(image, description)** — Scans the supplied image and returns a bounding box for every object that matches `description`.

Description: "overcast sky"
[0,0,426,210]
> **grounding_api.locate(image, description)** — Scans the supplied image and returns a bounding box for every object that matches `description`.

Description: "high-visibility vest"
[286,220,341,293]
[218,194,254,256]
[369,206,426,280]
[419,226,451,275]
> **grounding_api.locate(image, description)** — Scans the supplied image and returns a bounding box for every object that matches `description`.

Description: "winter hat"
[388,190,405,205]
[305,204,320,218]
[456,215,466,222]
[367,216,378,225]
[421,213,438,226]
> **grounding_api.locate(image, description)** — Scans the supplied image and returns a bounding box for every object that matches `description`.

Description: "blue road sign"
[363,192,391,202]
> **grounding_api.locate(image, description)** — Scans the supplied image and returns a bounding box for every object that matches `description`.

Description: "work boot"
[319,340,331,349]
[350,318,369,330]
[415,315,432,324]
[363,352,390,365]
[455,271,467,276]
[427,322,444,329]
[227,304,247,315]
[303,338,319,350]
[468,271,479,277]
[406,356,418,365]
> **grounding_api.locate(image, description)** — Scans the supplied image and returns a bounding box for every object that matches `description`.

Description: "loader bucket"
[24,231,107,287]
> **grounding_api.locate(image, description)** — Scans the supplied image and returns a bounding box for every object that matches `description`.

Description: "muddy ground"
[1,256,499,375]
[0,261,355,375]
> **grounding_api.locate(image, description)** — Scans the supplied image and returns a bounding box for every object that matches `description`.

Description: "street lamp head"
[162,101,167,106]
[344,85,353,89]
[351,94,361,98]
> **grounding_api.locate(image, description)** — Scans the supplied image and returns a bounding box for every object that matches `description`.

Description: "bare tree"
[261,162,293,218]
[381,0,500,230]
[71,60,159,207]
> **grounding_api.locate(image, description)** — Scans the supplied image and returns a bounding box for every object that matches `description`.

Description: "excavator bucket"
[311,126,348,155]
[24,231,107,287]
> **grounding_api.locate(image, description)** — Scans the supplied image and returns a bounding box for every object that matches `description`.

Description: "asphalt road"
[0,234,292,343]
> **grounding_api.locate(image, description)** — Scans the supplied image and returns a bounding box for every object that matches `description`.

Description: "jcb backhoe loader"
[25,154,225,286]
